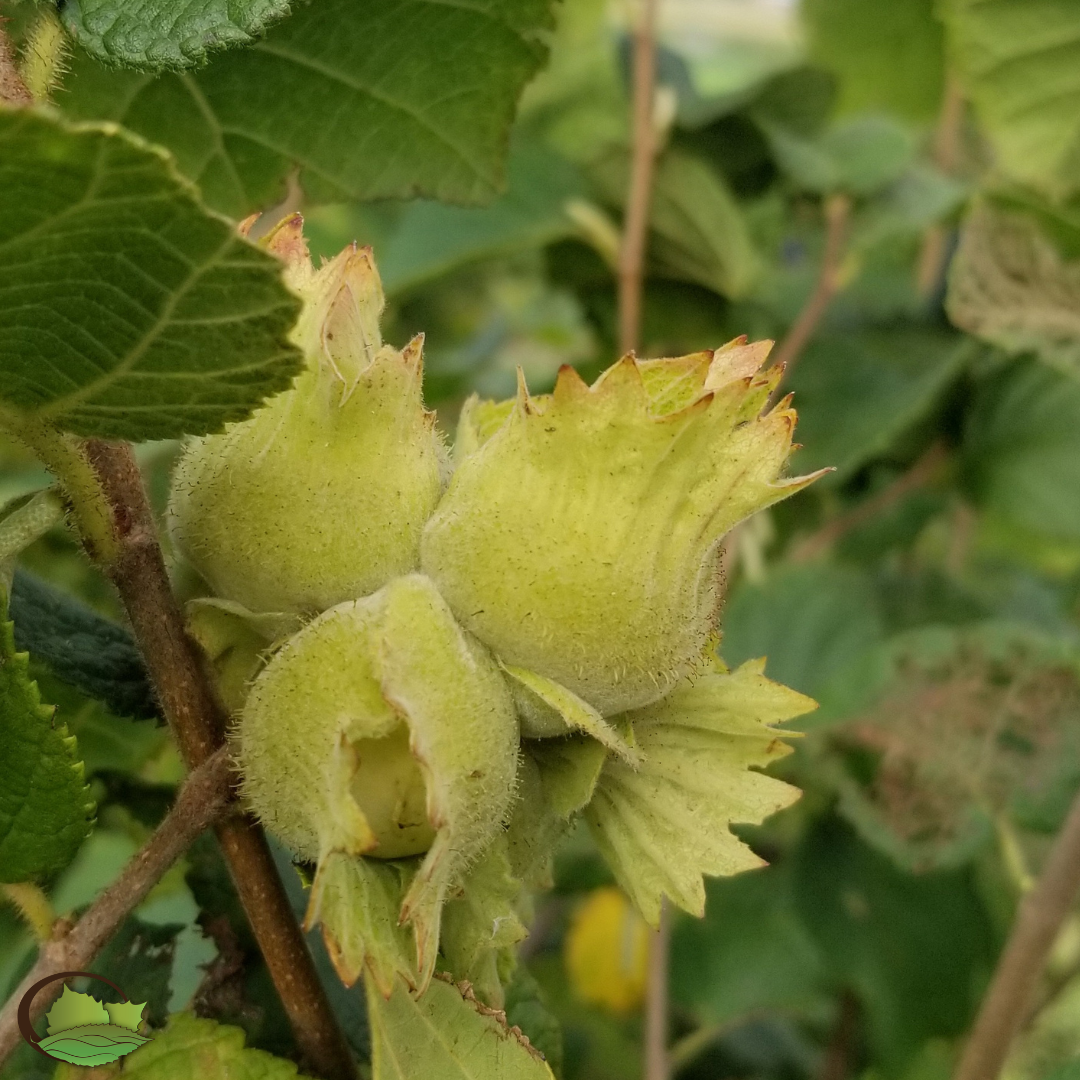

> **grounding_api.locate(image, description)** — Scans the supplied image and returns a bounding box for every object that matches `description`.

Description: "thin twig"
[619,3,669,1077]
[644,900,671,1080]
[788,442,948,563]
[770,193,852,390]
[0,748,234,1067]
[618,0,662,355]
[818,992,860,1080]
[916,73,965,299]
[953,786,1080,1080]
[66,439,357,1080]
[0,20,32,106]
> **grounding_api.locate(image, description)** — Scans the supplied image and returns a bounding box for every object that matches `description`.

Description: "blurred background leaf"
[6,0,1080,1077]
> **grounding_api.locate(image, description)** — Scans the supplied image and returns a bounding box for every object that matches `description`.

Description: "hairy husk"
[169,219,445,614]
[237,573,519,987]
[422,342,824,715]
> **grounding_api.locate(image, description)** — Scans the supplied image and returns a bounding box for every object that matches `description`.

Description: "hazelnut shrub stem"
[0,747,234,1067]
[953,784,1080,1080]
[617,1,670,1077]
[15,430,357,1080]
[618,0,662,357]
[769,192,852,385]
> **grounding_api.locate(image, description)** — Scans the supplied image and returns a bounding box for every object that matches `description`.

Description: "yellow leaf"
[565,887,649,1014]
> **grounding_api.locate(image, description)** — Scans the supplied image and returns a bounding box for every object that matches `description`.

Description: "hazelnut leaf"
[586,659,815,925]
[500,664,639,763]
[0,110,302,442]
[440,838,528,1008]
[60,0,559,215]
[0,588,94,884]
[60,0,292,71]
[305,851,418,996]
[366,974,555,1080]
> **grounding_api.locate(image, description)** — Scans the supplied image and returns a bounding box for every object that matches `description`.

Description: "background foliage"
[4,0,1080,1078]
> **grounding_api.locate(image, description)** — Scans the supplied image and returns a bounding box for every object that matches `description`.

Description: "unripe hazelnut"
[169,219,446,615]
[236,573,519,980]
[422,340,823,716]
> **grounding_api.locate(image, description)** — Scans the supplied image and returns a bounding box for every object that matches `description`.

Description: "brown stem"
[0,748,234,1067]
[953,787,1080,1080]
[82,441,224,764]
[818,992,860,1080]
[770,193,852,392]
[0,20,32,106]
[916,73,965,299]
[619,4,669,1076]
[618,0,662,355]
[789,441,948,563]
[644,899,671,1080]
[73,440,357,1080]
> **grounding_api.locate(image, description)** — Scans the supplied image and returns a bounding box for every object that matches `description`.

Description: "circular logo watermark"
[19,971,151,1067]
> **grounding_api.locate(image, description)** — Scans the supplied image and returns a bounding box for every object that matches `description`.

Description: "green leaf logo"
[21,979,150,1067]
[37,1023,149,1067]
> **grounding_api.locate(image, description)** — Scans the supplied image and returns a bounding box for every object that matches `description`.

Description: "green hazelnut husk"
[423,341,824,716]
[169,219,446,615]
[236,573,519,985]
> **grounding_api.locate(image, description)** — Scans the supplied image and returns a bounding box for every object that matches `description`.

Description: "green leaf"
[440,838,528,1007]
[503,968,563,1080]
[38,1024,149,1067]
[46,986,109,1033]
[1045,1058,1080,1080]
[948,198,1080,379]
[785,327,969,481]
[670,862,828,1024]
[501,664,638,763]
[304,851,418,995]
[854,165,970,250]
[720,564,886,718]
[40,677,165,778]
[0,589,94,883]
[824,623,1080,872]
[502,747,593,914]
[60,0,292,71]
[117,1012,312,1077]
[307,140,586,297]
[591,149,760,299]
[803,0,946,122]
[366,974,556,1080]
[0,109,302,442]
[61,0,558,217]
[11,570,158,721]
[943,0,1080,201]
[757,116,915,196]
[527,736,607,820]
[792,817,997,1073]
[964,357,1080,541]
[585,659,813,925]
